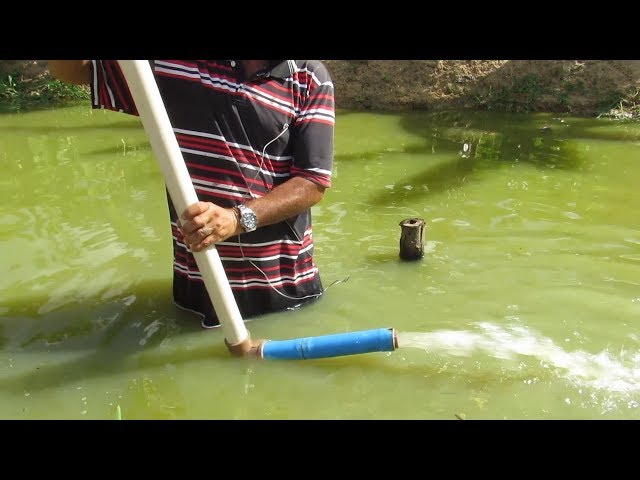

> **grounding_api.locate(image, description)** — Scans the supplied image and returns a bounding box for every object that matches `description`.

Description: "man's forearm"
[48,60,91,85]
[246,176,326,228]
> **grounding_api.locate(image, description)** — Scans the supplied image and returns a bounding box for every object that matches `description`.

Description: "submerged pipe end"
[225,335,266,357]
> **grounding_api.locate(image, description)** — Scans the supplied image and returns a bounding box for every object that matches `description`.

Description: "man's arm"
[180,177,326,252]
[243,176,326,230]
[48,60,91,85]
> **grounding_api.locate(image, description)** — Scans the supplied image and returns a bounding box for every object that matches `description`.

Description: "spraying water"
[397,323,640,394]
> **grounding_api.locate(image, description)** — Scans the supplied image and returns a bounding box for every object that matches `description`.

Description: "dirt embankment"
[324,60,640,118]
[3,60,640,118]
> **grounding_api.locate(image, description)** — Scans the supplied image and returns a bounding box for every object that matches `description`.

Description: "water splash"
[397,323,640,394]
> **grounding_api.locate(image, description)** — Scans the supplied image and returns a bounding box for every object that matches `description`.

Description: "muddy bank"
[323,60,640,118]
[2,60,640,118]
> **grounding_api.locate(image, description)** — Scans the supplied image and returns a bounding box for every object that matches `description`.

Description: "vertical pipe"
[399,217,425,260]
[118,60,250,350]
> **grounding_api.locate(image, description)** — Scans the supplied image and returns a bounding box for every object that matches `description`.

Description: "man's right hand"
[179,201,241,252]
[47,60,91,85]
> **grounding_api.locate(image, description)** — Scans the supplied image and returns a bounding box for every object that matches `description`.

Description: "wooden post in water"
[399,218,426,260]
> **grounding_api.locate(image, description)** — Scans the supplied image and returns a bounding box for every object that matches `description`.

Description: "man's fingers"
[180,203,213,234]
[181,202,211,223]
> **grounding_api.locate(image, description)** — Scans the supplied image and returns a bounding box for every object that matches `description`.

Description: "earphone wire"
[235,122,348,301]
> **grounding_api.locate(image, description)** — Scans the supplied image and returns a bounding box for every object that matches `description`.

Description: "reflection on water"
[1,106,640,419]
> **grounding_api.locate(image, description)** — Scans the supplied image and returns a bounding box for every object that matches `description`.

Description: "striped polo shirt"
[90,60,335,325]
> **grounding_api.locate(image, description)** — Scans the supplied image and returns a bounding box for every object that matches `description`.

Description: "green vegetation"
[473,73,574,113]
[0,72,90,113]
[470,76,640,120]
[1,60,638,120]
[597,88,640,120]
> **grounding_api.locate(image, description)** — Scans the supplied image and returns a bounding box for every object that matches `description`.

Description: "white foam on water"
[397,323,640,394]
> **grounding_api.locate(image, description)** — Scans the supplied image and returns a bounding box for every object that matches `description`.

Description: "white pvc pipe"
[118,60,248,346]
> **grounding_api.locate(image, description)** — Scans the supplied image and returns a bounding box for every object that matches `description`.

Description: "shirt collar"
[268,60,294,79]
[229,60,293,79]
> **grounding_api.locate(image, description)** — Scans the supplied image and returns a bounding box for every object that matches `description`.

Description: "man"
[48,60,335,328]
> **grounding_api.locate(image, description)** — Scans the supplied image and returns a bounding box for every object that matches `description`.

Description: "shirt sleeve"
[291,60,335,188]
[89,60,139,116]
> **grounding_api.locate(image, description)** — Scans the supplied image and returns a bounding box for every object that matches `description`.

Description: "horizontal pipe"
[260,328,398,360]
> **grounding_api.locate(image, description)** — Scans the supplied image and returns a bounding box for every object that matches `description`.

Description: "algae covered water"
[1,106,639,419]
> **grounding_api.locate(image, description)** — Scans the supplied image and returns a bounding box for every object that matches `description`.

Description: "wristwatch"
[235,203,258,233]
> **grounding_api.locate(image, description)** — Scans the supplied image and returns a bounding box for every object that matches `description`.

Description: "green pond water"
[1,105,639,419]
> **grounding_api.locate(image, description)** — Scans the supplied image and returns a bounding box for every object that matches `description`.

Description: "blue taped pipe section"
[261,328,396,360]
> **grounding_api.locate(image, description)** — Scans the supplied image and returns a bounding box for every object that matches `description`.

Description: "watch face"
[239,205,257,232]
[242,212,257,230]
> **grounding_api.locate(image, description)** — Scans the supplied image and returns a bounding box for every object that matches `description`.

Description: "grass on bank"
[469,72,640,120]
[597,92,640,120]
[0,73,90,113]
[1,70,639,120]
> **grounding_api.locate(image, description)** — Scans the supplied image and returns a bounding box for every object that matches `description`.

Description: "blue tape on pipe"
[261,327,396,360]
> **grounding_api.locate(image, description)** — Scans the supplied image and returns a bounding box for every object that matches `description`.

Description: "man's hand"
[179,178,325,252]
[179,202,240,252]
